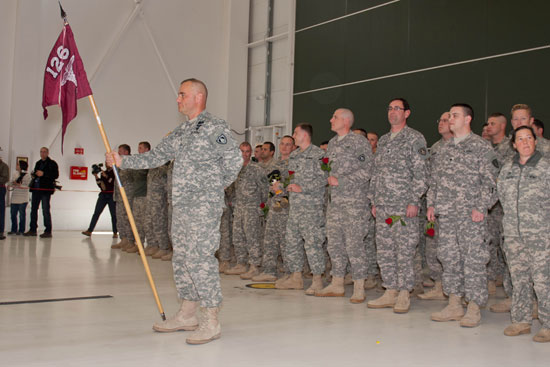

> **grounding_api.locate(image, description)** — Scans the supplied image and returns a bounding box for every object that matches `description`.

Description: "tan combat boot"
[218,260,230,273]
[350,279,366,304]
[224,263,247,275]
[488,280,497,295]
[125,243,139,253]
[275,272,303,289]
[152,249,169,259]
[504,323,531,336]
[186,307,221,345]
[145,246,159,256]
[367,289,398,309]
[305,274,324,295]
[111,237,127,249]
[460,301,481,327]
[364,275,377,290]
[344,273,353,285]
[161,251,173,261]
[153,300,199,332]
[489,297,511,313]
[315,276,345,297]
[431,294,464,321]
[417,280,447,300]
[423,278,435,287]
[121,239,134,250]
[240,264,260,280]
[394,290,411,313]
[533,328,550,343]
[252,272,278,282]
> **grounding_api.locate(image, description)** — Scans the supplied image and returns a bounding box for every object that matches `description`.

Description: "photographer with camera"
[24,147,59,238]
[81,161,117,238]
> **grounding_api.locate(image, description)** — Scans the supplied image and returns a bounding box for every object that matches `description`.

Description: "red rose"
[288,170,295,176]
[426,228,435,237]
[385,218,393,225]
[260,202,265,209]
[322,157,329,164]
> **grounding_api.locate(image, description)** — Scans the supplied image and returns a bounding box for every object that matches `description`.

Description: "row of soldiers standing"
[110,142,174,261]
[216,98,549,337]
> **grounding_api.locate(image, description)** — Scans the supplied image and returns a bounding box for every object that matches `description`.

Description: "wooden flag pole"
[88,95,166,321]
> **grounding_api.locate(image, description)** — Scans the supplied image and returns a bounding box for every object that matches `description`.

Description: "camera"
[91,163,104,175]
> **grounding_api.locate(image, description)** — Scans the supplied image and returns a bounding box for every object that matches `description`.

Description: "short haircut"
[263,141,275,152]
[296,123,313,138]
[488,112,506,119]
[367,131,379,138]
[40,147,49,152]
[511,103,532,117]
[389,97,410,111]
[139,141,151,150]
[451,103,474,122]
[240,141,252,149]
[338,108,355,126]
[533,118,544,132]
[119,144,131,154]
[353,128,368,138]
[511,125,536,144]
[255,144,263,149]
[482,123,488,128]
[180,78,208,99]
[282,135,295,144]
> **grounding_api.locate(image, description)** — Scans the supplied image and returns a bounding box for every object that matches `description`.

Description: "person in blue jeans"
[9,160,31,235]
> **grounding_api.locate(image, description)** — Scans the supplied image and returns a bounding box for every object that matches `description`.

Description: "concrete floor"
[1,232,549,366]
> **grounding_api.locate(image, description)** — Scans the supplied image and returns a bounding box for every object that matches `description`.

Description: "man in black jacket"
[25,147,59,238]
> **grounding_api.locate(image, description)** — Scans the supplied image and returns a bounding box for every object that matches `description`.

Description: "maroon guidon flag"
[42,24,92,153]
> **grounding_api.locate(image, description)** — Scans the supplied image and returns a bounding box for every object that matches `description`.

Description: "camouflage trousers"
[115,197,134,242]
[232,206,262,266]
[172,200,223,308]
[364,216,378,276]
[261,209,288,276]
[145,188,172,250]
[438,215,490,306]
[285,206,326,275]
[375,207,419,291]
[132,196,147,245]
[487,204,506,281]
[326,203,369,279]
[503,236,549,328]
[218,205,233,261]
[424,220,443,281]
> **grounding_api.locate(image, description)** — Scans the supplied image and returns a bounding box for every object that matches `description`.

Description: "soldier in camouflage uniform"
[144,163,172,259]
[224,142,268,279]
[252,136,295,281]
[485,113,514,300]
[428,104,498,328]
[275,124,328,293]
[510,104,550,154]
[367,98,428,314]
[218,182,235,272]
[353,129,379,289]
[315,109,373,303]
[498,126,550,342]
[418,112,451,301]
[111,144,135,250]
[108,78,242,345]
[125,142,150,254]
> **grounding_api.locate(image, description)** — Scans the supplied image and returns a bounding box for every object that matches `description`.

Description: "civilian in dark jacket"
[24,147,59,238]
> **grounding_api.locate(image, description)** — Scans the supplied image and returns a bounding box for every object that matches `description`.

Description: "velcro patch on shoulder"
[412,139,428,159]
[485,150,499,169]
[216,134,227,144]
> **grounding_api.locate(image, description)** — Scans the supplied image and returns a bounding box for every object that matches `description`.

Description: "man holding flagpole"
[107,78,242,345]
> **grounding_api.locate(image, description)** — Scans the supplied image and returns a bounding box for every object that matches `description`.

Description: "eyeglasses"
[437,118,449,124]
[387,106,405,112]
